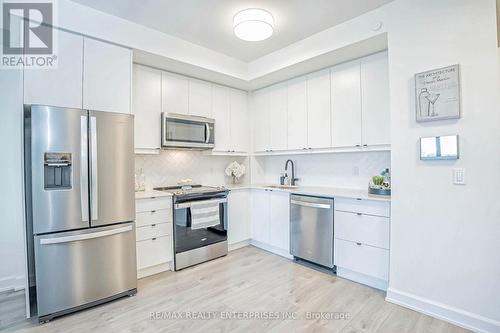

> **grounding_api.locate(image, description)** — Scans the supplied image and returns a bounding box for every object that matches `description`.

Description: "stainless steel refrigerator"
[24,105,137,322]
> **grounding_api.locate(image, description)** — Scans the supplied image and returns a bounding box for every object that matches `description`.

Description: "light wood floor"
[1,246,470,333]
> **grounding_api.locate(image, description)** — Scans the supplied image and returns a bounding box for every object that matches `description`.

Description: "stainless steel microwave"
[161,113,215,149]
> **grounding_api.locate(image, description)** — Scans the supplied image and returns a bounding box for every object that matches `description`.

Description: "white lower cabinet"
[251,189,290,256]
[228,189,251,246]
[334,198,390,290]
[135,195,173,278]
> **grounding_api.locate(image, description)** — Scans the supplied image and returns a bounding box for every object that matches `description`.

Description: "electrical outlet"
[453,168,465,185]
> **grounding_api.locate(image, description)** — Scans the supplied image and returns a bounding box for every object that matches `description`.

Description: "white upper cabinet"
[331,60,362,147]
[361,51,390,146]
[212,84,231,152]
[252,89,269,153]
[229,89,249,153]
[24,29,83,109]
[287,77,308,150]
[132,65,162,151]
[83,38,132,113]
[307,69,331,149]
[267,83,288,151]
[189,79,212,117]
[162,72,189,115]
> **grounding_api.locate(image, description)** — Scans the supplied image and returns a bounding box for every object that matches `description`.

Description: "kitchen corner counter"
[135,190,173,199]
[227,184,391,202]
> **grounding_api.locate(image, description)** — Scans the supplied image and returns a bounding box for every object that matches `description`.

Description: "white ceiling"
[70,0,393,62]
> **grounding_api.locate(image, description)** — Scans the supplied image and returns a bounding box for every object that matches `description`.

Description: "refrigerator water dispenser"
[44,152,72,190]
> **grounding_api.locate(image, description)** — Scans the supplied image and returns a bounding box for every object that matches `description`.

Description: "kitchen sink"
[267,185,299,189]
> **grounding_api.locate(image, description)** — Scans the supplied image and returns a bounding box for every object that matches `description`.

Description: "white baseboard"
[250,240,293,260]
[228,239,251,251]
[0,275,25,293]
[137,262,172,279]
[386,288,500,333]
[336,267,388,291]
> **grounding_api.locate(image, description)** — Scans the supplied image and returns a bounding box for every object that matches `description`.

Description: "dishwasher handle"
[290,199,331,209]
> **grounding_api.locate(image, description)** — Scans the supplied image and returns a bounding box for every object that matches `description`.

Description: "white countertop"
[135,190,173,199]
[226,184,391,202]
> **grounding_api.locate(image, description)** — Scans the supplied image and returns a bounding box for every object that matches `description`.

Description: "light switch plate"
[453,168,465,185]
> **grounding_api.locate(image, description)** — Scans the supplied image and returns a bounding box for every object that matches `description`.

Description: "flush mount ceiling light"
[233,8,274,41]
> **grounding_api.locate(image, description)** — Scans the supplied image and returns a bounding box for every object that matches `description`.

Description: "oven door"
[162,113,215,149]
[174,197,227,255]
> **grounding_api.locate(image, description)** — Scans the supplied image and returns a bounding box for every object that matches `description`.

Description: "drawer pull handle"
[152,237,156,241]
[151,224,156,227]
[356,242,362,246]
[356,213,362,216]
[151,210,156,213]
[356,198,362,201]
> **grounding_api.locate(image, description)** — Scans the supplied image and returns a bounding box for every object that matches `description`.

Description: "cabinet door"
[132,65,162,150]
[331,60,362,147]
[229,89,249,152]
[83,38,131,113]
[228,190,250,244]
[189,79,212,117]
[162,72,188,115]
[251,190,269,244]
[252,89,269,152]
[361,52,390,146]
[268,191,290,252]
[307,69,331,149]
[212,85,231,152]
[24,29,83,108]
[287,77,308,150]
[267,83,288,151]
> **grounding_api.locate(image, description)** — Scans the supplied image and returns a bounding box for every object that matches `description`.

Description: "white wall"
[0,57,26,292]
[135,152,249,190]
[252,152,390,189]
[386,1,500,331]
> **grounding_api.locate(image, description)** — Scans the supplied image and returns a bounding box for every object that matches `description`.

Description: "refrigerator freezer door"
[34,223,137,319]
[28,105,90,234]
[89,111,135,227]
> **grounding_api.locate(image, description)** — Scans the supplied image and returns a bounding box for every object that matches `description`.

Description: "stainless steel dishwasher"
[290,194,334,269]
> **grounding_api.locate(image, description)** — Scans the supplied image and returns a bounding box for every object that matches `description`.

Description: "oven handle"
[175,198,227,209]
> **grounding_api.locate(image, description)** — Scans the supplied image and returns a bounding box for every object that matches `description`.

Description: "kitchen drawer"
[335,197,390,217]
[136,209,172,227]
[136,223,172,241]
[136,236,172,270]
[335,211,390,249]
[136,197,172,213]
[335,239,389,281]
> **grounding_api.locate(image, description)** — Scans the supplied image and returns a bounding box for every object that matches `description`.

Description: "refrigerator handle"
[205,123,211,144]
[39,225,132,245]
[90,116,98,221]
[80,116,89,222]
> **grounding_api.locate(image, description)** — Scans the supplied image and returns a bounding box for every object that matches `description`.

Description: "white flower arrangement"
[225,161,246,183]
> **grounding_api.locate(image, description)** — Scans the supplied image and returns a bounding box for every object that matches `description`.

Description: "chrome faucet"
[284,159,299,186]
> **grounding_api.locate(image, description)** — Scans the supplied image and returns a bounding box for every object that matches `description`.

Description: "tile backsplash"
[252,151,391,189]
[135,150,249,190]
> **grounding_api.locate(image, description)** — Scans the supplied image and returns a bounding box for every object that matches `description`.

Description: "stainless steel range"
[154,185,228,270]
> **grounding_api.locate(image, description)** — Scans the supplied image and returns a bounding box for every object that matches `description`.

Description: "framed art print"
[415,64,461,122]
